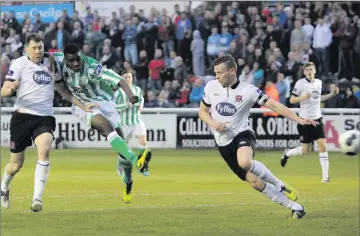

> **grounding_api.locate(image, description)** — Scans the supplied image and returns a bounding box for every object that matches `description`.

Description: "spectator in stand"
[176,12,192,55]
[276,73,287,105]
[218,23,233,53]
[189,77,204,107]
[173,56,187,83]
[252,61,264,87]
[207,26,221,65]
[302,17,314,43]
[122,19,138,65]
[191,30,205,76]
[168,80,180,104]
[148,49,165,91]
[334,16,357,80]
[144,90,160,108]
[82,44,95,58]
[290,20,307,51]
[134,50,150,92]
[48,39,60,53]
[70,21,85,49]
[239,65,254,84]
[312,17,332,77]
[100,45,117,69]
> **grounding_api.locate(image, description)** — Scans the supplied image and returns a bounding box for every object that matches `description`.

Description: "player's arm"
[263,97,317,126]
[1,81,19,97]
[199,86,226,132]
[289,82,310,104]
[54,80,96,112]
[87,57,138,103]
[199,101,221,129]
[1,60,21,97]
[321,87,339,102]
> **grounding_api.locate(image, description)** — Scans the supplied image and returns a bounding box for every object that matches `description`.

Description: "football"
[338,130,360,156]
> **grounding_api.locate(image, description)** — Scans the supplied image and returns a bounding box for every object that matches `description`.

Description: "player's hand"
[129,95,139,104]
[83,103,99,112]
[331,87,339,96]
[304,92,311,100]
[300,118,319,127]
[47,53,57,74]
[9,81,19,93]
[215,122,227,132]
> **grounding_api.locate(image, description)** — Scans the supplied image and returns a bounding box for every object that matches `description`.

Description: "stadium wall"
[1,108,359,151]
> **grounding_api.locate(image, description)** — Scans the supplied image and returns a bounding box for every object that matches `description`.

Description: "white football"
[338,130,360,156]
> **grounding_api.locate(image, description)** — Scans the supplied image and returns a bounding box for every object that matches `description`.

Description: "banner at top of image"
[0,3,74,23]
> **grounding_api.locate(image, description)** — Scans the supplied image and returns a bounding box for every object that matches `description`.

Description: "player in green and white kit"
[113,71,152,202]
[52,44,151,197]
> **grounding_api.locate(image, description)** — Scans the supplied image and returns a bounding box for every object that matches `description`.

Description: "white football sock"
[285,147,303,157]
[319,152,329,179]
[1,165,13,192]
[250,160,284,190]
[261,183,303,211]
[33,160,50,201]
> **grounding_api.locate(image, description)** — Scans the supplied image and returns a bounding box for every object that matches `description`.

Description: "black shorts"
[10,112,56,153]
[297,117,325,144]
[218,130,256,181]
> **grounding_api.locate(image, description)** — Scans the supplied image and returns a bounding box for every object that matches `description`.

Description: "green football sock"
[118,157,132,184]
[108,131,137,164]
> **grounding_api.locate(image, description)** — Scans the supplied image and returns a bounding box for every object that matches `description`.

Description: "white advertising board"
[0,114,176,149]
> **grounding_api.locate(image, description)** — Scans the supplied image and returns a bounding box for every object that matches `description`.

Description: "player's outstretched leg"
[281,144,310,167]
[117,155,133,203]
[238,146,298,201]
[316,138,330,183]
[246,172,306,219]
[1,152,25,209]
[91,114,138,163]
[31,132,53,212]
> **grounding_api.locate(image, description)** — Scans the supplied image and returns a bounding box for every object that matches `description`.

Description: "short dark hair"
[303,61,315,70]
[213,54,237,71]
[121,70,132,76]
[26,33,43,44]
[64,43,80,55]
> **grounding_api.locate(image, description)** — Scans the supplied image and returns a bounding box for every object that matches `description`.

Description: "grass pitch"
[1,148,359,236]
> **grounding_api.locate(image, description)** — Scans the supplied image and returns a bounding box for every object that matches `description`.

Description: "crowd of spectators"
[1,1,360,109]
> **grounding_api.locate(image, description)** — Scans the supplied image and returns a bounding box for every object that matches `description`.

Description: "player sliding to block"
[52,44,152,195]
[113,71,152,203]
[199,55,319,219]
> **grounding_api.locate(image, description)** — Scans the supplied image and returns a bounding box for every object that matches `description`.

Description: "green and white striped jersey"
[113,84,144,126]
[53,52,123,103]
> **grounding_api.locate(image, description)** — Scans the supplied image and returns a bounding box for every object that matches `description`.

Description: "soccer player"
[199,55,318,219]
[280,62,339,183]
[0,33,95,212]
[52,44,151,177]
[113,71,152,203]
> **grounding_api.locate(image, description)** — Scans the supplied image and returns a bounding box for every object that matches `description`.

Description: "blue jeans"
[124,44,138,65]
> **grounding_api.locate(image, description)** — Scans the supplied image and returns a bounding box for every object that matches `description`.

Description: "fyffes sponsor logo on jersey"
[216,102,236,116]
[33,71,52,84]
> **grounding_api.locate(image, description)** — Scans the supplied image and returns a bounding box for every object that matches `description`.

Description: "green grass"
[1,148,359,236]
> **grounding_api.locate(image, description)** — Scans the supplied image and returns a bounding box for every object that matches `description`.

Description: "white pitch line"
[16,197,358,214]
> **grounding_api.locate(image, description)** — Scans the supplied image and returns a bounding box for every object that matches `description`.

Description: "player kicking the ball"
[52,44,151,182]
[200,55,318,219]
[1,33,95,212]
[113,71,152,203]
[280,62,339,183]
